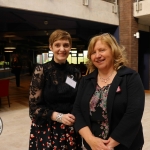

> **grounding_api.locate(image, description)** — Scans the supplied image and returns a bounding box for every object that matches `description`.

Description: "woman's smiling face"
[50,39,71,64]
[91,40,114,71]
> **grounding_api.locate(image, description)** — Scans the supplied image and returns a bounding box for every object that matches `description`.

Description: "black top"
[29,58,81,125]
[73,66,145,150]
[11,60,22,73]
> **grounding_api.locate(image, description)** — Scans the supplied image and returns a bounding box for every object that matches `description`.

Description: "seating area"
[0,79,10,107]
[0,75,150,150]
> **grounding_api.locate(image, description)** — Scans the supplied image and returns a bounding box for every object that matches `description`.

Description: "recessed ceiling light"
[4,50,14,52]
[4,46,16,49]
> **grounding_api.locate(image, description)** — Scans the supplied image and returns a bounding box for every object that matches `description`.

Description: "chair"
[0,79,10,107]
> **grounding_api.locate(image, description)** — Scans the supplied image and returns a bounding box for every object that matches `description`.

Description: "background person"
[11,56,22,87]
[29,29,82,149]
[27,59,33,76]
[79,62,87,76]
[73,33,145,150]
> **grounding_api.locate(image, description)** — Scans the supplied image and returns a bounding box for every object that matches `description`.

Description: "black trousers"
[15,72,20,87]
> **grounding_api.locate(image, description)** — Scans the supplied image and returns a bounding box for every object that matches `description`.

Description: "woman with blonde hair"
[73,33,145,150]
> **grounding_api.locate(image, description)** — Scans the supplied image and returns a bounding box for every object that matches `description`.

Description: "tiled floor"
[0,75,31,150]
[0,75,150,150]
[142,92,150,150]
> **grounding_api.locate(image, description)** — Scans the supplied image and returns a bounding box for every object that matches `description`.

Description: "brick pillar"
[118,0,139,72]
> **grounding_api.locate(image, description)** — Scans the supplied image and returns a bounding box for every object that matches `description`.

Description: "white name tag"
[65,76,77,89]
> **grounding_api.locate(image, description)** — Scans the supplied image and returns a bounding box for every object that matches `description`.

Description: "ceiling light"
[71,51,77,53]
[4,46,16,49]
[4,46,16,52]
[71,48,77,50]
[4,50,14,52]
[4,39,16,52]
[4,34,16,38]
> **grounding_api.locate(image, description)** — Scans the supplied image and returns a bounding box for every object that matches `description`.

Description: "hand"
[88,136,110,150]
[61,113,75,126]
[106,137,119,150]
[107,146,114,150]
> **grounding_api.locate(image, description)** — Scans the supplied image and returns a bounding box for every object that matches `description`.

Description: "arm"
[79,126,110,150]
[51,112,75,126]
[29,64,78,125]
[106,137,119,149]
[29,64,53,124]
[109,72,145,148]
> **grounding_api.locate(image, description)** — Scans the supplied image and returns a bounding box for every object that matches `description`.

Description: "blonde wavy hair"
[86,33,128,73]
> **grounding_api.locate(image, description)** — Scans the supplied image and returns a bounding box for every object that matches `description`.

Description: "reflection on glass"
[37,55,42,64]
[71,51,77,53]
[67,53,71,63]
[83,50,88,64]
[72,57,77,64]
[72,54,77,57]
[48,51,53,57]
[36,50,88,65]
[78,53,83,56]
[42,53,48,64]
[42,53,52,63]
[78,57,83,64]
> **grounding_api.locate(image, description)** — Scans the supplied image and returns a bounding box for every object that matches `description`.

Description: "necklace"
[98,71,114,83]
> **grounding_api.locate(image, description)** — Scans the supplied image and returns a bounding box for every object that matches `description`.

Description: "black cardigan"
[73,66,145,150]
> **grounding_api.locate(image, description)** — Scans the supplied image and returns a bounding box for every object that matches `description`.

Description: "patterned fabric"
[29,58,82,149]
[29,121,82,150]
[89,84,111,139]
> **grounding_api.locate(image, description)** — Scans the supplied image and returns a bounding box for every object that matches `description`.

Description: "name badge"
[65,75,77,89]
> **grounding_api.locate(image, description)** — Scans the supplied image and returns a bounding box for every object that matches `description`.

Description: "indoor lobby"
[0,74,150,150]
[0,1,150,149]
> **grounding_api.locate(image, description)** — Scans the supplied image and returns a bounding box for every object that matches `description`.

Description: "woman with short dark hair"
[29,29,82,150]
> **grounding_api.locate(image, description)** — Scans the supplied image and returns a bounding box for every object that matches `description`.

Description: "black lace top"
[29,59,81,125]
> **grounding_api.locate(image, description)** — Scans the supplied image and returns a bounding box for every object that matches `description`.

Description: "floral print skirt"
[29,121,82,150]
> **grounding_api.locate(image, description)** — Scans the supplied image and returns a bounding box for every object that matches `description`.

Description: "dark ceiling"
[0,7,117,53]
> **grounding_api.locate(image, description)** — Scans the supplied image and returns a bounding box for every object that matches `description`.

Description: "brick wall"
[118,0,139,72]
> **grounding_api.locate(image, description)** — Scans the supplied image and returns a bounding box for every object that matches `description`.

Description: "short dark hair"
[49,29,72,47]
